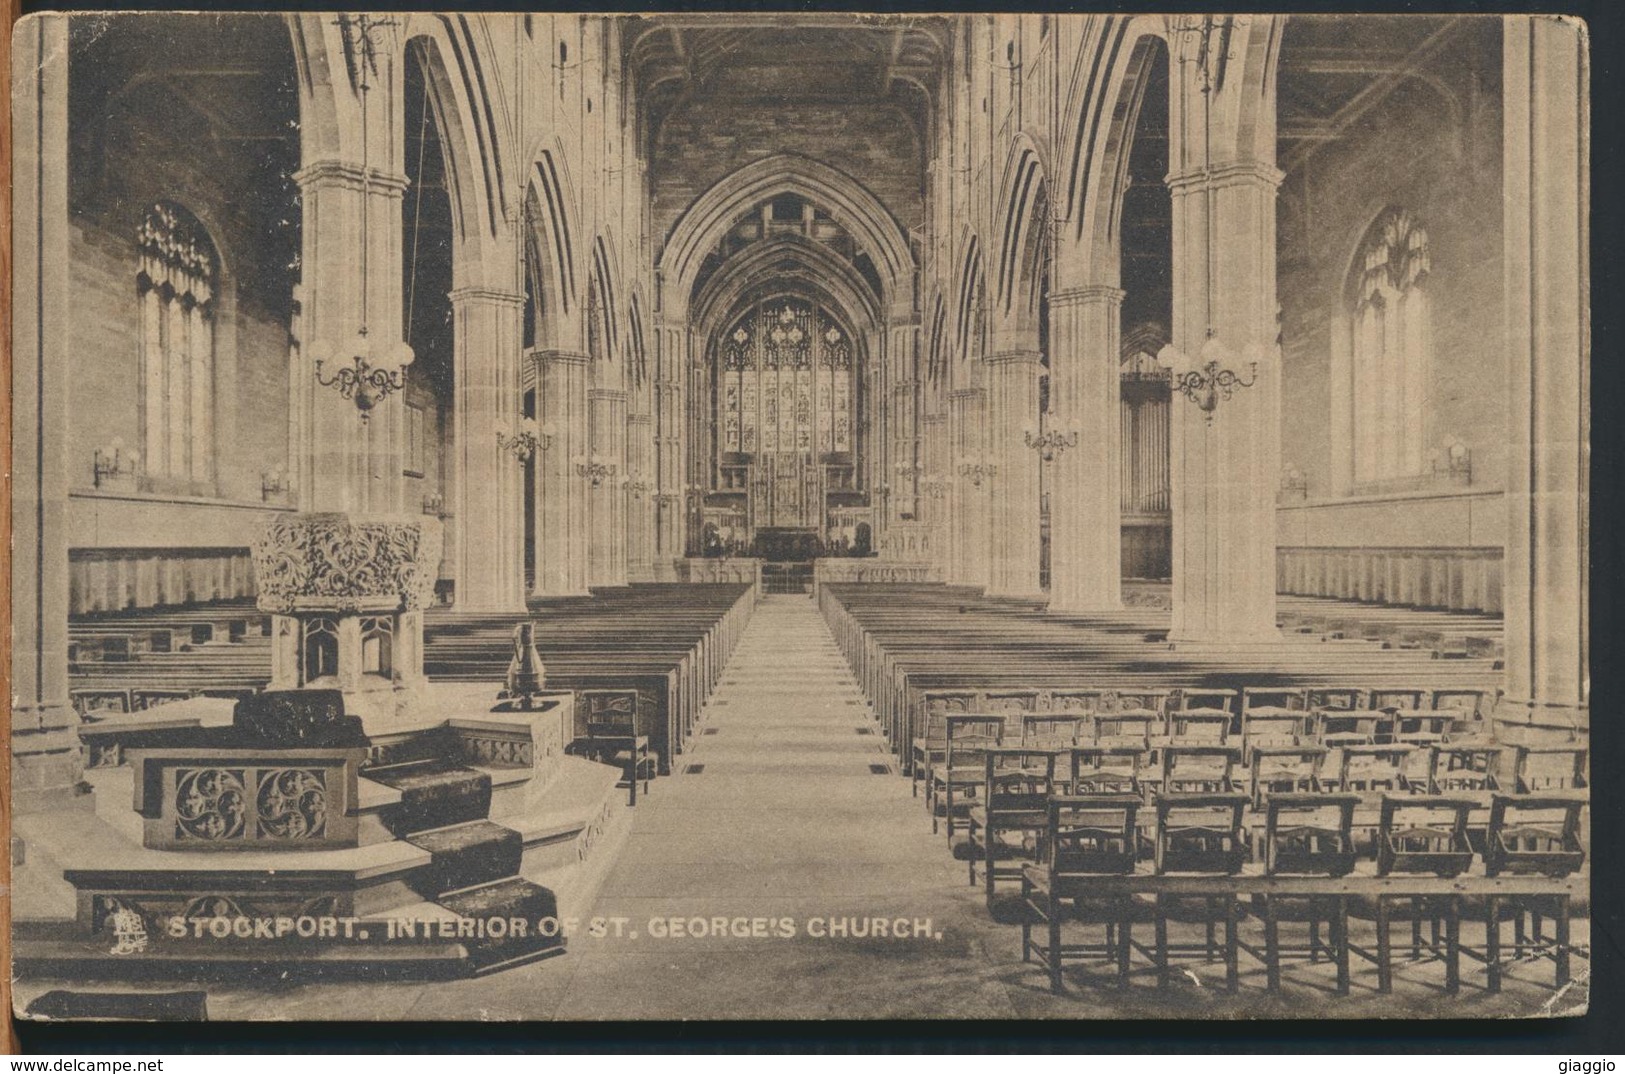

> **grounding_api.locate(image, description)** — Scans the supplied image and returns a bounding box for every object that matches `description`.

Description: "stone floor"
[14,595,1588,1021]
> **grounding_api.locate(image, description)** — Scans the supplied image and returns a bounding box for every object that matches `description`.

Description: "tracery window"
[718,299,854,460]
[1347,207,1431,486]
[136,202,217,487]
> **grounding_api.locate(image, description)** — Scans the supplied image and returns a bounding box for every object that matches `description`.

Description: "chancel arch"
[679,185,887,560]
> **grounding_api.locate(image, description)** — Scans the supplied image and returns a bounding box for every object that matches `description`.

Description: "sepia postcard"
[6,11,1589,1023]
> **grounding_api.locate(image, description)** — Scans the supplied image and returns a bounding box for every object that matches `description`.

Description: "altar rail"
[1276,546,1503,614]
[676,557,762,596]
[812,559,943,597]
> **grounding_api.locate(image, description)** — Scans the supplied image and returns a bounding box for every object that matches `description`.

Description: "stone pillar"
[11,15,79,807]
[985,351,1044,598]
[1165,159,1283,643]
[1499,17,1589,731]
[686,328,710,556]
[626,412,656,582]
[887,313,921,526]
[534,350,591,596]
[653,320,687,578]
[921,411,950,567]
[450,287,526,612]
[588,388,629,587]
[949,387,991,590]
[1048,285,1124,611]
[293,160,410,517]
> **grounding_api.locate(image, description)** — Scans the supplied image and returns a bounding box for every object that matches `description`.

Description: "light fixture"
[1155,16,1262,424]
[626,470,651,499]
[310,329,413,421]
[94,439,140,488]
[575,454,616,488]
[894,460,924,477]
[921,474,949,499]
[1279,462,1307,500]
[1156,335,1260,418]
[957,457,996,487]
[1430,437,1472,484]
[498,418,551,461]
[310,15,413,423]
[261,465,289,500]
[1024,425,1079,462]
[422,492,445,516]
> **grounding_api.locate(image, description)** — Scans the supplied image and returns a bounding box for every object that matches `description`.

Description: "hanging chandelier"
[310,15,414,422]
[1024,424,1079,462]
[1154,15,1261,424]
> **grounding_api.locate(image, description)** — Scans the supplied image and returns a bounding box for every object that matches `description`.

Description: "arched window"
[359,617,394,678]
[301,618,339,683]
[136,202,218,489]
[1345,207,1430,487]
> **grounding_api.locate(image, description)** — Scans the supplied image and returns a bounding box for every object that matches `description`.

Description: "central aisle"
[548,595,1023,1019]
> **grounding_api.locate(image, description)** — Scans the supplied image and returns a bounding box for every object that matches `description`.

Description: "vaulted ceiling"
[625,15,948,153]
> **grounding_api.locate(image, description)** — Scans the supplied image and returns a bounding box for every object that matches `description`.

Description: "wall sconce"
[921,474,949,500]
[575,454,616,488]
[1024,425,1079,462]
[1430,438,1472,484]
[261,465,289,501]
[93,439,140,488]
[308,327,414,422]
[1279,463,1308,501]
[893,460,924,478]
[957,457,996,487]
[626,471,651,499]
[1156,335,1260,421]
[422,492,445,516]
[498,418,553,461]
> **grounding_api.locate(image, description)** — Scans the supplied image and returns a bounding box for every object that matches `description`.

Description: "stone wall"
[1277,20,1505,502]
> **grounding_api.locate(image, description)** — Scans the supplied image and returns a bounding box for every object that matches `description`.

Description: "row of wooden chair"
[1012,788,1585,995]
[975,763,1586,994]
[917,712,1585,826]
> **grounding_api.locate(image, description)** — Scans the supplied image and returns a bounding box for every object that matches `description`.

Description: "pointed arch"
[399,16,509,243]
[589,233,620,363]
[527,151,578,323]
[660,154,915,318]
[925,290,949,390]
[1068,29,1169,283]
[626,288,649,390]
[993,136,1049,321]
[401,31,495,281]
[954,233,987,364]
[690,236,883,348]
[286,14,345,163]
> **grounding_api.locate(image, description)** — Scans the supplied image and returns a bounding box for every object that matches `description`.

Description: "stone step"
[406,819,524,898]
[435,876,566,974]
[365,759,494,837]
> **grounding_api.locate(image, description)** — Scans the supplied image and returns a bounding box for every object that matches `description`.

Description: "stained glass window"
[718,299,854,461]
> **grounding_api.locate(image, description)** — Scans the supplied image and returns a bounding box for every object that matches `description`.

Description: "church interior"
[8,13,1589,1020]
